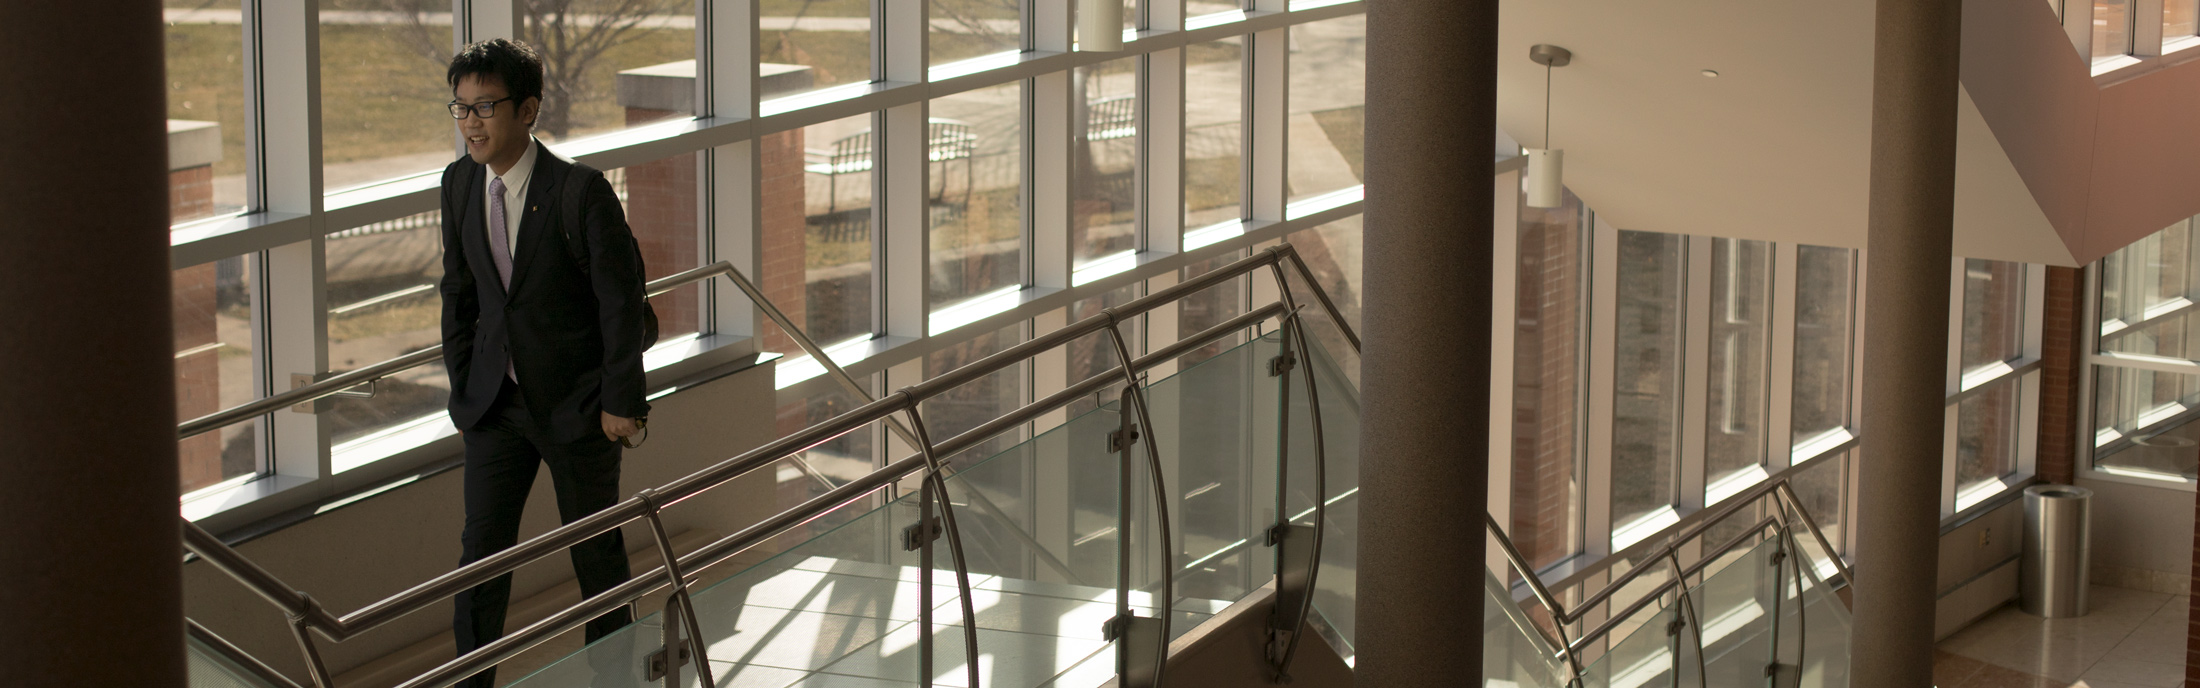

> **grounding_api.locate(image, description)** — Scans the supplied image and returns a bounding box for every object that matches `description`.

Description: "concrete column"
[0,3,183,688]
[1851,0,1962,685]
[1357,0,1496,684]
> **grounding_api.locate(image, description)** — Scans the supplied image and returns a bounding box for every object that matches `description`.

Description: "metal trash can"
[2021,484,2092,618]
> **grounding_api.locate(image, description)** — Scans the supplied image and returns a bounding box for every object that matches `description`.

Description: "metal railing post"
[1783,526,1811,688]
[638,489,717,688]
[661,597,684,688]
[284,610,334,688]
[1765,527,1787,688]
[899,404,985,688]
[1262,302,1331,683]
[1663,549,1709,688]
[1100,314,1173,687]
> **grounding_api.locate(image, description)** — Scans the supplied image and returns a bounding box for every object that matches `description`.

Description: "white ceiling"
[1496,0,2075,265]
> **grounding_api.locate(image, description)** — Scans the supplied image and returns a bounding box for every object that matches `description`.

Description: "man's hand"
[602,412,640,442]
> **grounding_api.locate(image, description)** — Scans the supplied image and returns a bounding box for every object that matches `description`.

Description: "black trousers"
[453,380,633,688]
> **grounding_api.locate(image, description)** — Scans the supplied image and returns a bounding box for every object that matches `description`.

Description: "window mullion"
[1679,237,1712,513]
[1769,243,1800,472]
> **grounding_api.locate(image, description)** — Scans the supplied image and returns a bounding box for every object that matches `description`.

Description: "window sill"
[2093,43,2200,86]
[1610,505,1682,552]
[2092,54,2143,77]
[1939,475,2035,534]
[2088,463,2197,488]
[181,473,315,524]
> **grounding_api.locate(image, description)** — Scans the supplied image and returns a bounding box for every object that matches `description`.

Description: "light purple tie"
[488,177,517,382]
[488,177,513,289]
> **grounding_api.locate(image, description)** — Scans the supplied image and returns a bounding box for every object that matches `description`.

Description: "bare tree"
[927,0,1020,48]
[363,0,684,140]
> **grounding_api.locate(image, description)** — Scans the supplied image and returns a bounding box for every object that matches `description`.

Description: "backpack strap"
[559,162,598,276]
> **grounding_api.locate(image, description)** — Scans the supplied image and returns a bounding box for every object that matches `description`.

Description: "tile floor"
[1934,585,2189,688]
[503,556,1230,688]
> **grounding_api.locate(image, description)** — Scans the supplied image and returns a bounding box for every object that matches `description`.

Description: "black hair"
[447,38,544,113]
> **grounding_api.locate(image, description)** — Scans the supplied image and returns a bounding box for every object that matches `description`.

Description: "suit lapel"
[505,142,568,296]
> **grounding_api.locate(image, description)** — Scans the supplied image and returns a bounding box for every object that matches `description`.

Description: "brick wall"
[2038,266,2083,484]
[172,164,223,492]
[170,165,215,223]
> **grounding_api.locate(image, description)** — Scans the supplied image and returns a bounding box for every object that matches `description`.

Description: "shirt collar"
[493,137,539,194]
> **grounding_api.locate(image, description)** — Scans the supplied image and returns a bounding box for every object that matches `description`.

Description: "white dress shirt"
[486,137,540,270]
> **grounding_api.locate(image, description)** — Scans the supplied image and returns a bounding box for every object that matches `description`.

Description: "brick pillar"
[616,60,813,353]
[1510,191,1582,569]
[2038,266,2083,484]
[173,261,222,492]
[169,119,224,493]
[759,126,808,355]
[620,107,703,342]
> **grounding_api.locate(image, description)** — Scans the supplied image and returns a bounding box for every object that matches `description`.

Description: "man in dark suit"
[437,38,651,688]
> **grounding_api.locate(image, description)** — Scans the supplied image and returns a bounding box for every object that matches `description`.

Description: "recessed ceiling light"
[1701,69,1720,78]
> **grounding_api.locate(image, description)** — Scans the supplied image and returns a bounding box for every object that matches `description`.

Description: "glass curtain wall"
[1184,37,1244,230]
[1284,15,1365,205]
[2170,0,2200,44]
[931,81,1025,313]
[2092,215,2200,482]
[1610,230,1686,543]
[1950,258,2036,511]
[1704,238,1773,490]
[2097,0,2135,60]
[165,0,252,224]
[165,0,1376,516]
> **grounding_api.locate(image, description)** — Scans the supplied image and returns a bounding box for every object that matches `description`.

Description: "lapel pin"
[531,205,539,212]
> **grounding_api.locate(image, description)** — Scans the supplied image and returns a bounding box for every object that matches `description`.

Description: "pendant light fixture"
[1079,0,1124,51]
[1526,44,1572,208]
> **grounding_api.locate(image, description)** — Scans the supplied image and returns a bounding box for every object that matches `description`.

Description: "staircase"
[182,246,1854,688]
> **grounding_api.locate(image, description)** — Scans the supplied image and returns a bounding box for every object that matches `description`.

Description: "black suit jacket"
[438,141,651,443]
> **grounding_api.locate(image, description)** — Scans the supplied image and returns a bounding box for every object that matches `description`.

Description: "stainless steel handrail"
[181,246,1329,688]
[1484,470,1851,679]
[1539,447,1853,623]
[1486,512,1585,679]
[178,260,734,440]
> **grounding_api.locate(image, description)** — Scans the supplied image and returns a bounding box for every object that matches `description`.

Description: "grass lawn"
[1311,105,1365,184]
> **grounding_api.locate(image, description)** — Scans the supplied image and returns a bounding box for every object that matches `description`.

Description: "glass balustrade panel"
[186,637,278,688]
[1688,537,1783,686]
[1484,569,1567,687]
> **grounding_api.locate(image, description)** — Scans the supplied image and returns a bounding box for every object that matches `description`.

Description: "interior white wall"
[2076,476,2196,594]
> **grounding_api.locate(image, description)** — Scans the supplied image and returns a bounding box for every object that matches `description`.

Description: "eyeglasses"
[448,96,518,120]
